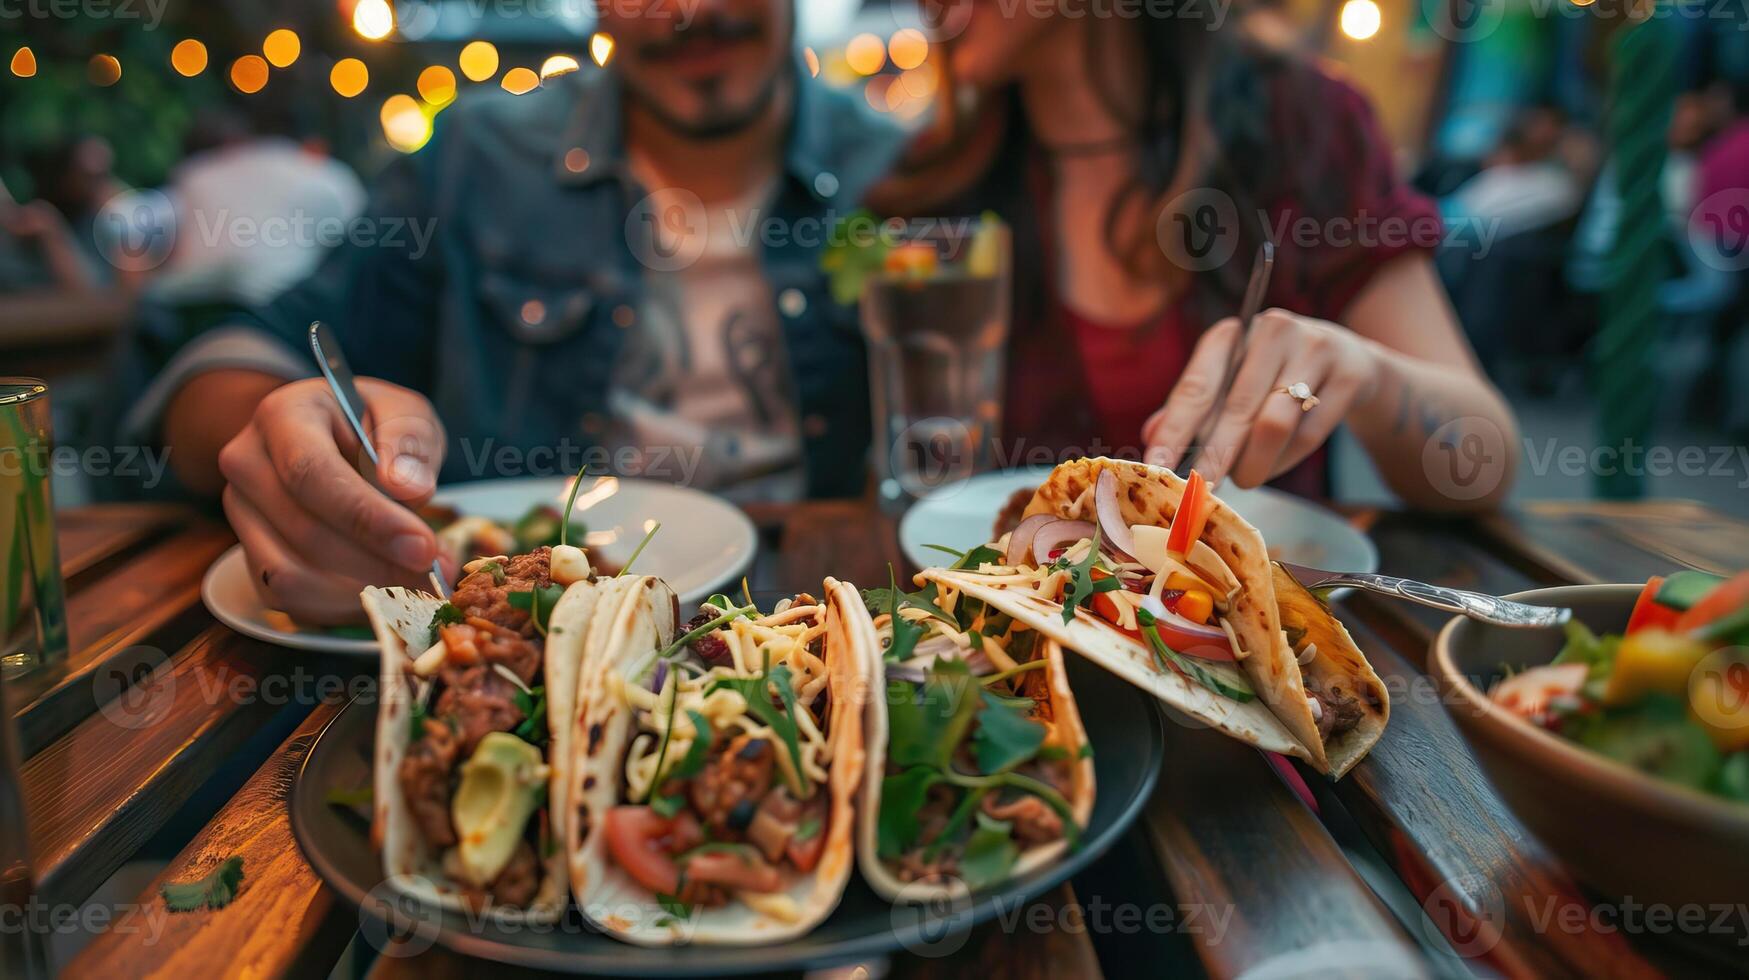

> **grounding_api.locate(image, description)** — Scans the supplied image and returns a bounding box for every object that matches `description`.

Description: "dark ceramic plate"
[290,653,1164,975]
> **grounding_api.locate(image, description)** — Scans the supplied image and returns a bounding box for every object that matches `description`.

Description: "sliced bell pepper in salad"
[1625,576,1681,634]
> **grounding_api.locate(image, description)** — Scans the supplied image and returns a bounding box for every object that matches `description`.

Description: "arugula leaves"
[161,856,245,913]
[427,602,464,645]
[508,583,567,634]
[1059,528,1120,624]
[706,665,811,797]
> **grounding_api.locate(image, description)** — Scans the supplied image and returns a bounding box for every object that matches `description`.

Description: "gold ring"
[1274,382,1320,412]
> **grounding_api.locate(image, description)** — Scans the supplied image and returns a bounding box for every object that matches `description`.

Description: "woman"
[873,1,1519,508]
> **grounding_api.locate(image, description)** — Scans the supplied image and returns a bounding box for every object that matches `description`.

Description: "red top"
[1001,65,1441,497]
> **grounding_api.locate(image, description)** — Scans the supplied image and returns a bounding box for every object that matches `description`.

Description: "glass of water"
[860,215,1012,507]
[1,379,68,675]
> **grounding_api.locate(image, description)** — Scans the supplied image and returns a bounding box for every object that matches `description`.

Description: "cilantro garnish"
[972,690,1047,774]
[161,856,244,913]
[655,892,691,920]
[794,814,822,842]
[427,602,463,645]
[960,813,1020,890]
[513,685,548,745]
[876,767,941,859]
[508,583,567,634]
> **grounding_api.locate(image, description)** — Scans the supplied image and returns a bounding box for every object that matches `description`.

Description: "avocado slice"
[450,731,549,888]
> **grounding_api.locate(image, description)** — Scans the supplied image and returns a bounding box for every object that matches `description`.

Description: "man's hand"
[217,377,449,625]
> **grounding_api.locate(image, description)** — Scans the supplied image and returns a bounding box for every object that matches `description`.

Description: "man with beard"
[129,0,901,624]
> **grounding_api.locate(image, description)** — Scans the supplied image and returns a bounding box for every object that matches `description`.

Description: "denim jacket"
[137,63,902,498]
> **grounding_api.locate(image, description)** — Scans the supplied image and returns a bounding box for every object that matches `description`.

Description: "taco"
[564,579,867,945]
[926,457,1386,777]
[855,559,1095,899]
[365,543,611,920]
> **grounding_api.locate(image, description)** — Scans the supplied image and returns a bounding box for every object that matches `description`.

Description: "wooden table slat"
[24,626,300,911]
[64,701,350,980]
[1141,723,1427,978]
[14,521,233,755]
[54,504,194,584]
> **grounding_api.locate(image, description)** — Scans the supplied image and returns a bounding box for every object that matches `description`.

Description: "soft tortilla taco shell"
[1271,565,1388,779]
[363,584,570,924]
[851,590,1096,902]
[567,577,866,946]
[1021,457,1332,771]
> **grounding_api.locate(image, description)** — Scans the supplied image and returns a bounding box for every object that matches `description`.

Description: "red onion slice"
[1005,514,1056,567]
[1032,519,1097,566]
[1094,468,1138,564]
[1140,594,1228,643]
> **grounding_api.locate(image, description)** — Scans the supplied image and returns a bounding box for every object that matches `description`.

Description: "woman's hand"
[1141,309,1384,488]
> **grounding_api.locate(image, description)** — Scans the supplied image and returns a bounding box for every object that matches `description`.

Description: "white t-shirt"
[603,169,805,501]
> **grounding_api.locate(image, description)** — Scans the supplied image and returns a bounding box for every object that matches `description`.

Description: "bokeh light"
[353,0,394,41]
[1339,0,1381,40]
[417,64,456,105]
[380,94,432,153]
[459,40,499,82]
[230,55,270,94]
[263,29,301,68]
[802,47,820,78]
[888,29,928,71]
[540,54,580,80]
[501,67,540,95]
[171,39,208,77]
[845,33,885,77]
[9,46,34,78]
[88,54,121,86]
[589,32,615,68]
[331,58,369,97]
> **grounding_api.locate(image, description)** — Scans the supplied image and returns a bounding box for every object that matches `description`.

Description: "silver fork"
[308,321,451,599]
[1278,561,1571,629]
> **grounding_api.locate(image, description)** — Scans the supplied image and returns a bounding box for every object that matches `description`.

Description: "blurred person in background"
[130,0,900,624]
[873,0,1519,509]
[146,109,367,309]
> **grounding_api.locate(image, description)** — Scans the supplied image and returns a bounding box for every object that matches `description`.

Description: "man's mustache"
[638,15,764,59]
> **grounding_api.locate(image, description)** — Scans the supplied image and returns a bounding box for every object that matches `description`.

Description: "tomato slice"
[1674,571,1749,635]
[1626,576,1681,634]
[685,849,784,893]
[1166,470,1210,556]
[786,814,827,873]
[1086,576,1233,661]
[603,806,681,895]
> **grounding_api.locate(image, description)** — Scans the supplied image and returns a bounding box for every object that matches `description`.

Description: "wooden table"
[16,498,1745,979]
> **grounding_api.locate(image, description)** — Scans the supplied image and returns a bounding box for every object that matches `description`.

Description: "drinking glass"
[1,379,68,675]
[860,216,1012,507]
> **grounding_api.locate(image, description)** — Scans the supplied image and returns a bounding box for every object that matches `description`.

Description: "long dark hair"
[1085,13,1352,321]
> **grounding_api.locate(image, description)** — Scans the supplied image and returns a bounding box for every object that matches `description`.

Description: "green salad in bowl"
[1487,570,1749,803]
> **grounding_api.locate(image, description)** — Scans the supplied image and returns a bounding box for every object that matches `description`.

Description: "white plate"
[898,467,1378,575]
[201,476,758,656]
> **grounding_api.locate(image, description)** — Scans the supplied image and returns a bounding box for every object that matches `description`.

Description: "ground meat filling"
[397,548,555,905]
[399,718,460,847]
[689,734,775,836]
[1308,679,1367,741]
